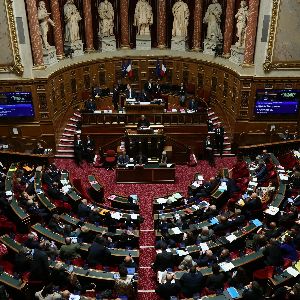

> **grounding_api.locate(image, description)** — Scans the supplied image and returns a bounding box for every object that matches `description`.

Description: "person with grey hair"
[178,254,197,271]
[197,226,214,243]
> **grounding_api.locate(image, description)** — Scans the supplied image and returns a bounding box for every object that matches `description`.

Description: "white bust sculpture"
[134,0,153,35]
[64,0,82,44]
[37,1,55,49]
[172,0,190,38]
[98,0,114,38]
[203,0,223,43]
[235,0,248,48]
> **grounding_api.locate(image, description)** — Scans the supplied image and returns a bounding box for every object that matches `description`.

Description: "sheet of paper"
[286,267,300,277]
[199,242,209,252]
[226,234,237,243]
[227,287,240,299]
[111,212,122,220]
[176,249,189,256]
[252,219,263,227]
[156,198,167,204]
[265,206,279,215]
[172,227,182,235]
[219,262,235,272]
[167,163,173,168]
[192,182,200,188]
[192,205,200,210]
[173,193,182,199]
[108,195,117,200]
[197,175,204,180]
[131,214,138,220]
[210,217,219,225]
[5,191,12,196]
[69,295,81,300]
[294,261,300,272]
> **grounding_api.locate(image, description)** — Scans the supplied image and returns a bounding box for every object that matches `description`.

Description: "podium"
[125,125,164,158]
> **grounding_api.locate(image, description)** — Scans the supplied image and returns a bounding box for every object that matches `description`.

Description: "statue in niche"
[98,0,114,38]
[37,1,55,49]
[172,0,190,38]
[235,0,248,48]
[203,0,223,43]
[134,0,153,36]
[64,0,82,44]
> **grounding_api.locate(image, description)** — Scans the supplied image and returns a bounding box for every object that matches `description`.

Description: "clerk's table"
[116,164,175,184]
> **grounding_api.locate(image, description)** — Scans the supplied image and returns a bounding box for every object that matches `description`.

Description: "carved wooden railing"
[81,112,207,126]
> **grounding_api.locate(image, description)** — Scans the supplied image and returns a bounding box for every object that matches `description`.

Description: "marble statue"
[98,0,114,38]
[203,0,223,43]
[172,0,190,38]
[64,0,81,44]
[134,0,153,35]
[235,0,248,48]
[37,1,55,49]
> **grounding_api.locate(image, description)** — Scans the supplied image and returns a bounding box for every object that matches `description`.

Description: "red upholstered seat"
[104,149,116,169]
[253,266,274,280]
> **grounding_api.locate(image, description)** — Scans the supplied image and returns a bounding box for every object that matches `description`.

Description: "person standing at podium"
[135,152,148,165]
[144,78,153,99]
[137,115,150,128]
[126,84,136,99]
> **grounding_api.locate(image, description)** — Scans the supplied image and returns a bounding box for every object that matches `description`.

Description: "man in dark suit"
[188,98,199,111]
[29,243,50,281]
[156,273,181,300]
[135,152,148,165]
[126,84,136,99]
[117,151,130,165]
[87,235,111,267]
[214,122,225,156]
[84,135,95,163]
[204,135,214,166]
[84,98,96,112]
[179,266,203,297]
[77,199,91,219]
[242,193,262,218]
[74,134,84,165]
[178,82,186,106]
[137,115,150,128]
[255,162,268,183]
[152,244,174,272]
[263,238,284,266]
[112,83,120,110]
[144,79,153,99]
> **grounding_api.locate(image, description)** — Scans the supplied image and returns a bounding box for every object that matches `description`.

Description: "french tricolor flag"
[126,60,133,78]
[161,62,167,77]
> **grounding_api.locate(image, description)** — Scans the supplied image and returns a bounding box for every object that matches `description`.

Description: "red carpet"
[54,158,236,299]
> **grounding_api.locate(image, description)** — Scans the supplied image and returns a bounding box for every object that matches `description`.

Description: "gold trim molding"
[263,0,300,72]
[0,0,24,76]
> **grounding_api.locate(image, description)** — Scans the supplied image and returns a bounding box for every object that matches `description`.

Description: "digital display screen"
[255,89,300,115]
[0,92,34,118]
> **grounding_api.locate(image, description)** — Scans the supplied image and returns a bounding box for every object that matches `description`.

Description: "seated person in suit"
[242,193,262,215]
[255,162,268,183]
[84,98,96,112]
[135,152,148,165]
[179,266,203,298]
[152,244,174,272]
[59,237,81,260]
[33,142,45,154]
[205,263,227,292]
[117,151,130,165]
[156,272,181,300]
[160,151,167,164]
[126,84,136,99]
[137,114,150,128]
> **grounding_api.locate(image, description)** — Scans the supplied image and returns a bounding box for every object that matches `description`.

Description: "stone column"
[243,0,260,65]
[157,0,167,49]
[223,0,236,57]
[25,0,44,66]
[83,0,94,51]
[120,0,130,48]
[50,0,64,59]
[192,0,203,51]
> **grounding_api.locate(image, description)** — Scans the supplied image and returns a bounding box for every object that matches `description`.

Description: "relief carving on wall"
[264,0,300,71]
[0,0,23,75]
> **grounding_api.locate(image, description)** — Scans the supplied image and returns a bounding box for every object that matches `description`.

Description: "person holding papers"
[126,83,136,99]
[137,114,150,128]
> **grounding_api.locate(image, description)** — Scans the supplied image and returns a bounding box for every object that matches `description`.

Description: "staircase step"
[64,127,76,132]
[210,116,219,121]
[74,113,81,118]
[57,149,74,153]
[67,123,77,127]
[62,133,74,137]
[55,154,75,158]
[70,118,79,122]
[214,153,235,157]
[58,144,73,147]
[208,112,214,117]
[60,138,74,142]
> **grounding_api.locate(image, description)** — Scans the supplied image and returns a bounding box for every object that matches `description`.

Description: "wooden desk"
[116,165,175,183]
[125,103,165,114]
